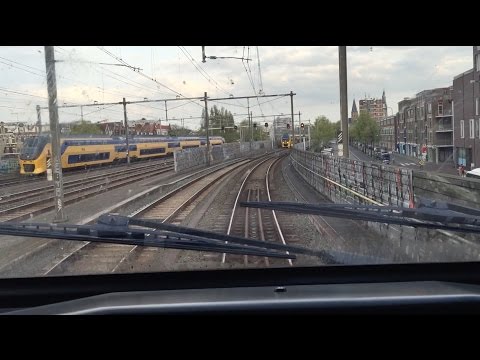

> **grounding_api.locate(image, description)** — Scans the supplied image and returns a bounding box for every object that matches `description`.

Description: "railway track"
[0,160,173,209]
[42,156,265,276]
[0,174,38,188]
[280,155,344,243]
[0,157,173,190]
[0,161,174,222]
[222,153,295,268]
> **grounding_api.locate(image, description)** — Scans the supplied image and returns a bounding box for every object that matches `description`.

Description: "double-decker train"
[281,134,292,148]
[19,135,224,175]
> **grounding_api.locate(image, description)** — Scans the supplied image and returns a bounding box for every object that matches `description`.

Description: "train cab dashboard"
[3,262,480,314]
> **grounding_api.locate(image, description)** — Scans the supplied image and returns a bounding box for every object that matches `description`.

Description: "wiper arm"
[240,200,480,234]
[127,217,326,258]
[0,214,323,260]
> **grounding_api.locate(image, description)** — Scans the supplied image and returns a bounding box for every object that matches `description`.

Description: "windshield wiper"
[240,200,480,234]
[0,214,327,260]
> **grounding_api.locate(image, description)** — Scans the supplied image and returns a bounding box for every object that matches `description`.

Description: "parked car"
[380,152,391,164]
[466,168,480,179]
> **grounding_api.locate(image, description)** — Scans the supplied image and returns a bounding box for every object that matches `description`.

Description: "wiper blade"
[127,217,327,258]
[240,201,480,234]
[0,214,323,260]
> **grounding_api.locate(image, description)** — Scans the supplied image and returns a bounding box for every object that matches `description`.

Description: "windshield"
[0,46,479,279]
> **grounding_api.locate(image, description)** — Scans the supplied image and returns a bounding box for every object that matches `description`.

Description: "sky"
[0,46,474,130]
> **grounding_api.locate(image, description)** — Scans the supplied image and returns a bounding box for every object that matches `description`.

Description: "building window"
[438,101,443,115]
[470,119,475,139]
[477,119,480,138]
[427,103,432,113]
[476,98,479,116]
[477,54,480,71]
[460,120,465,138]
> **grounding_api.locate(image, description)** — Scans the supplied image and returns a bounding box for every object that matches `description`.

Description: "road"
[348,146,420,170]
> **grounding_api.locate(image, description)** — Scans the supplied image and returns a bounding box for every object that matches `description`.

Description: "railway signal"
[264,122,268,128]
[301,122,304,128]
[253,123,257,128]
[287,123,290,129]
[234,125,238,130]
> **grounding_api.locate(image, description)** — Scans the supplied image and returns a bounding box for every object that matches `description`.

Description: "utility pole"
[247,98,251,151]
[123,97,130,164]
[272,116,276,149]
[36,105,41,134]
[338,46,349,158]
[44,46,67,222]
[80,105,84,121]
[299,111,302,139]
[250,111,253,146]
[308,120,311,149]
[290,91,295,147]
[165,101,168,122]
[204,92,210,166]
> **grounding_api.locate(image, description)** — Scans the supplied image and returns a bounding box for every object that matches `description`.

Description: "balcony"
[436,126,453,132]
[435,111,452,118]
[434,137,453,146]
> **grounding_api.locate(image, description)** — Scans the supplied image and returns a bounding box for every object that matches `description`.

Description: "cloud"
[0,46,474,128]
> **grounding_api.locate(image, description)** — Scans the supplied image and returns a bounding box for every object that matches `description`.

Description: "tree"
[70,120,102,135]
[236,119,268,142]
[349,112,380,154]
[168,124,194,137]
[200,105,239,143]
[333,120,341,135]
[311,115,336,151]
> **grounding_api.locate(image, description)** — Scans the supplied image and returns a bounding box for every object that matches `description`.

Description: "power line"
[0,53,151,102]
[0,59,45,78]
[0,87,48,100]
[179,46,241,105]
[178,46,245,110]
[98,47,183,97]
[0,55,137,106]
[209,99,248,109]
[256,46,264,95]
[99,47,205,110]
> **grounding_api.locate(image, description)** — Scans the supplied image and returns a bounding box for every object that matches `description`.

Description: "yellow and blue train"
[281,134,292,148]
[19,135,225,175]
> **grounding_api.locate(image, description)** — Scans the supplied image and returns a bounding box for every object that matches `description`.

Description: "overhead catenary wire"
[0,53,154,103]
[99,47,183,98]
[178,46,245,108]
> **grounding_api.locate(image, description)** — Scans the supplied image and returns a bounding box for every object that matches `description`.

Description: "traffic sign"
[338,150,344,157]
[338,143,343,150]
[337,131,343,144]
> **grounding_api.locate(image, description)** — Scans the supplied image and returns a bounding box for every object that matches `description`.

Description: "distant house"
[96,120,171,136]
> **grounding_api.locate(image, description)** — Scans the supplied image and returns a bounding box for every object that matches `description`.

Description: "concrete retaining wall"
[290,148,480,262]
